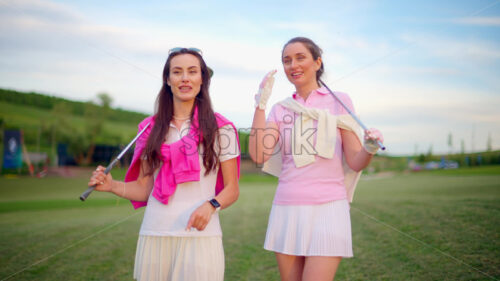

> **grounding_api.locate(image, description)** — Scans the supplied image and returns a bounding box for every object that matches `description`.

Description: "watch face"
[210,199,221,208]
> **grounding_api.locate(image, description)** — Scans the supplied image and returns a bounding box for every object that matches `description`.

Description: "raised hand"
[254,70,277,110]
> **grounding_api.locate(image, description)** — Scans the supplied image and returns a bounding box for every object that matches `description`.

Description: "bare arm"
[248,108,280,164]
[89,161,154,202]
[214,157,239,209]
[341,129,373,172]
[249,70,279,164]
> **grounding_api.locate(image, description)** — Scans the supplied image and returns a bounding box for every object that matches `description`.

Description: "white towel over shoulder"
[263,97,364,202]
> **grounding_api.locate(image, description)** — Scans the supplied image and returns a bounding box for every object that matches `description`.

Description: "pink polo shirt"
[267,86,355,205]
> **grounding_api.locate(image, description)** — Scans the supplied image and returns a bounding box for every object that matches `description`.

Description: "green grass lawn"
[0,167,499,280]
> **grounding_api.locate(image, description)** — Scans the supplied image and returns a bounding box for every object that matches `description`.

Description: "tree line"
[1,89,147,166]
[0,88,147,124]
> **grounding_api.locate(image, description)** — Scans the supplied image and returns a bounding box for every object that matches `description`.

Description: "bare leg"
[275,252,305,281]
[302,256,342,281]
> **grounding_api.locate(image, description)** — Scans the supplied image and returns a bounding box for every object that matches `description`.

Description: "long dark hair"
[282,37,324,82]
[143,48,219,176]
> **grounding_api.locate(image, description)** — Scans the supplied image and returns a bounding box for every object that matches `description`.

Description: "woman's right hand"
[254,70,277,110]
[88,165,113,192]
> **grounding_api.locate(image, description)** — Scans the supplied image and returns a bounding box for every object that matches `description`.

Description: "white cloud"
[1,0,499,155]
[451,17,500,26]
[0,0,83,23]
[401,33,500,61]
[370,65,461,76]
[270,21,330,35]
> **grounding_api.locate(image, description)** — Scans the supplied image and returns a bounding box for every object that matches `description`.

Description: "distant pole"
[0,129,2,175]
[447,132,453,155]
[21,130,34,177]
[36,126,41,173]
[471,125,475,153]
[51,124,58,167]
[0,119,3,175]
[487,132,492,151]
[36,126,40,154]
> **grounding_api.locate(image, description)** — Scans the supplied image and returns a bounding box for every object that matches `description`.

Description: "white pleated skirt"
[264,199,353,257]
[134,235,224,281]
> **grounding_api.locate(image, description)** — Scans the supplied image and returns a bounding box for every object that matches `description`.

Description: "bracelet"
[122,182,126,198]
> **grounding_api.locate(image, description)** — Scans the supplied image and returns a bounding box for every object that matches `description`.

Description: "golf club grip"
[80,185,96,201]
[79,164,114,201]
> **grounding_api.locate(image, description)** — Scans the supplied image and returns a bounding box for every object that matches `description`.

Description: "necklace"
[173,115,190,121]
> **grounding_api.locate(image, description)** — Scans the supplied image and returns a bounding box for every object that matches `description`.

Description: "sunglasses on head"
[167,47,213,77]
[168,47,203,56]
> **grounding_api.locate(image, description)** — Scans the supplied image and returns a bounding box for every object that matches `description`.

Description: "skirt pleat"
[133,235,224,281]
[264,199,353,257]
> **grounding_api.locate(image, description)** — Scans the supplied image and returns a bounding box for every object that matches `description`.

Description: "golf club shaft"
[319,79,386,151]
[79,122,151,201]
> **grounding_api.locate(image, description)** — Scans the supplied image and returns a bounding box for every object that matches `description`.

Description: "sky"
[0,0,499,155]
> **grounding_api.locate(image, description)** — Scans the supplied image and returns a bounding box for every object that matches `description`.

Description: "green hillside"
[0,89,148,166]
[0,100,140,147]
[0,88,148,123]
[0,89,253,166]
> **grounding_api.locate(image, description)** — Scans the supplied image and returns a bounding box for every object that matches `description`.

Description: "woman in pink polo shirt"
[88,48,240,281]
[249,37,384,281]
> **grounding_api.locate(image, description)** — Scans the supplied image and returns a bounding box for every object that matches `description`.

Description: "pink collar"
[292,86,329,100]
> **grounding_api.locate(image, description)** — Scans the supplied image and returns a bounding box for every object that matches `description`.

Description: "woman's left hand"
[363,128,384,154]
[254,70,277,110]
[186,202,216,231]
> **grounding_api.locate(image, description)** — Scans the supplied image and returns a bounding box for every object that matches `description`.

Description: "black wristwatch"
[208,198,221,212]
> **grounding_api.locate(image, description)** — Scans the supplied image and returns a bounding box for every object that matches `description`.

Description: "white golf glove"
[364,128,384,154]
[254,70,277,110]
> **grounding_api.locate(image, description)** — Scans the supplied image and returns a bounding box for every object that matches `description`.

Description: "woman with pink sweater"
[88,48,240,281]
[249,37,384,281]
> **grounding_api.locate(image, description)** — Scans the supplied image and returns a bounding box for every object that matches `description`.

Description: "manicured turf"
[0,167,499,280]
